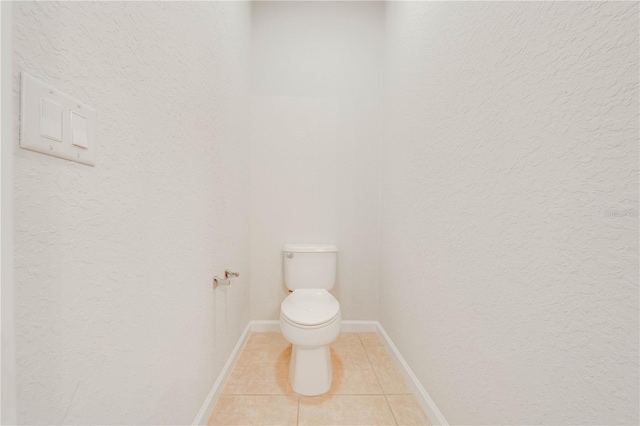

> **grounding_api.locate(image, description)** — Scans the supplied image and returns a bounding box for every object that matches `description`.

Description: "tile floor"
[208,332,431,426]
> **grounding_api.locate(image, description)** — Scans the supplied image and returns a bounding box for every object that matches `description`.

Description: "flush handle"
[286,253,294,259]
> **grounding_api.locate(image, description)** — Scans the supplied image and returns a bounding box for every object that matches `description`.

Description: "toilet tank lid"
[283,244,339,253]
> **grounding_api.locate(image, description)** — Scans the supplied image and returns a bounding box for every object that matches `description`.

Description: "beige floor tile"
[359,332,382,348]
[329,334,383,394]
[333,332,364,350]
[208,395,298,426]
[367,349,411,394]
[386,395,431,426]
[223,342,294,395]
[360,333,411,394]
[299,394,397,425]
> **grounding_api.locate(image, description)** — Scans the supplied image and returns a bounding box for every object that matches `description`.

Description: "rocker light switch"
[40,98,62,141]
[71,112,89,149]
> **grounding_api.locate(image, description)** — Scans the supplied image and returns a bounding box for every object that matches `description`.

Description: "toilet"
[280,244,341,396]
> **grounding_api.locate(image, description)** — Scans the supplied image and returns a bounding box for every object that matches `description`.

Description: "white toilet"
[280,244,341,396]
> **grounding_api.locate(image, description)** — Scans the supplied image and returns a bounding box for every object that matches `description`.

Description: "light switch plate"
[21,72,96,166]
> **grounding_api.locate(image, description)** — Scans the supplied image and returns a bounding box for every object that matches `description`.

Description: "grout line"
[223,332,405,426]
[384,393,400,426]
[207,329,435,425]
[362,333,414,396]
[367,330,404,425]
[358,332,387,395]
[375,325,447,425]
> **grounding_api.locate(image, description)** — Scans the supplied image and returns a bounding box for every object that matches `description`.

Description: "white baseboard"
[249,319,378,333]
[193,320,447,426]
[192,322,252,426]
[376,324,449,426]
[340,320,378,332]
[250,320,279,332]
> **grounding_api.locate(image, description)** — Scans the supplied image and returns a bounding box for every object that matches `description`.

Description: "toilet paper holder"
[225,269,239,279]
[214,269,240,288]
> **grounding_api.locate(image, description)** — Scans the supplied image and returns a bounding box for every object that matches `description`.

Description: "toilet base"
[289,344,332,396]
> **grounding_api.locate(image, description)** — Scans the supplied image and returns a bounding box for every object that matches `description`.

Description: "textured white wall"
[12,2,251,424]
[381,2,639,425]
[249,1,383,320]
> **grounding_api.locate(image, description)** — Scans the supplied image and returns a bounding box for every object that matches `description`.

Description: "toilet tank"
[283,244,338,291]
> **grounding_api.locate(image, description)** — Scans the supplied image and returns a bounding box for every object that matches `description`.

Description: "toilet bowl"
[279,244,341,396]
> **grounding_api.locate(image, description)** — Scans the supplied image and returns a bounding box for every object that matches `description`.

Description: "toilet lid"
[281,289,340,326]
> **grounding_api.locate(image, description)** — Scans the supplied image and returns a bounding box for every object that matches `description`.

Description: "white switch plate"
[20,72,96,166]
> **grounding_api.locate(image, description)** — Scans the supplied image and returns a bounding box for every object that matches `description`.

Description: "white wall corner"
[1,1,18,424]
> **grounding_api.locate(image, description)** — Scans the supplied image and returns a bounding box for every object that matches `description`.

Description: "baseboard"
[250,319,279,332]
[340,320,378,332]
[376,324,449,426]
[193,320,447,426]
[249,319,378,333]
[191,322,252,426]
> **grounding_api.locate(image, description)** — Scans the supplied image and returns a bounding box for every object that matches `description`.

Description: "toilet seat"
[281,289,340,326]
[280,311,340,330]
